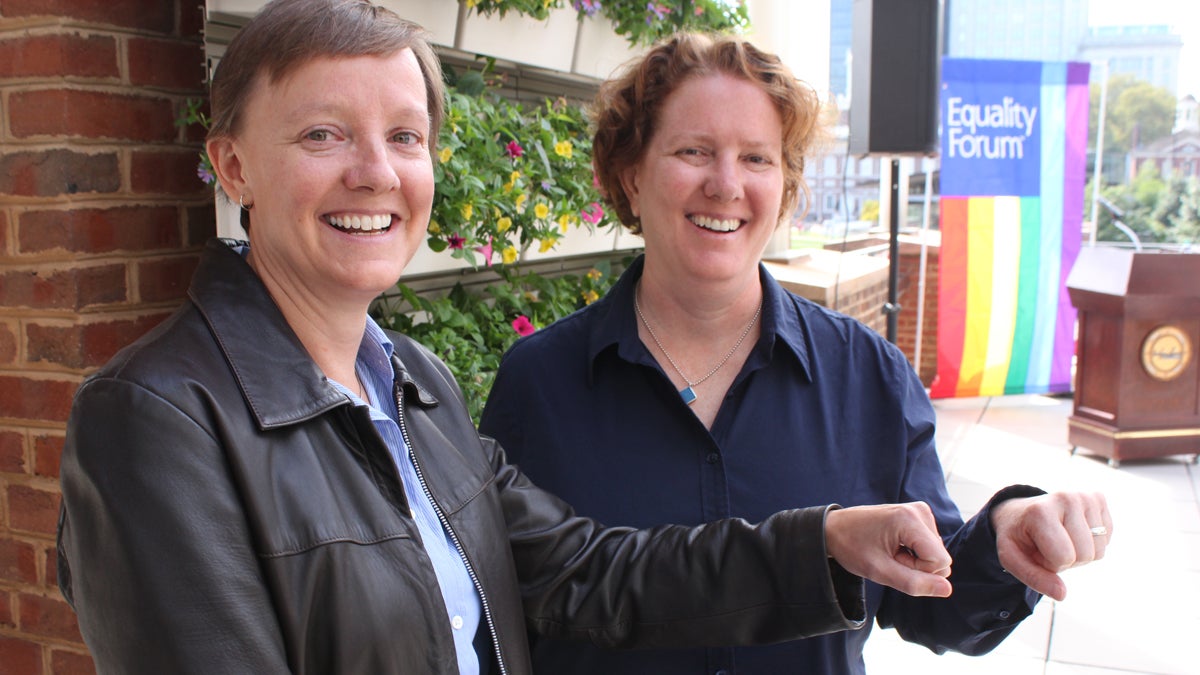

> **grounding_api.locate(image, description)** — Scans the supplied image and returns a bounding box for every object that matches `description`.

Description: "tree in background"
[1087,75,1176,188]
[1089,74,1177,158]
[1092,164,1200,246]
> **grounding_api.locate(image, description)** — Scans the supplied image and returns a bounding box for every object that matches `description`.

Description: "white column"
[746,0,832,256]
[745,0,831,97]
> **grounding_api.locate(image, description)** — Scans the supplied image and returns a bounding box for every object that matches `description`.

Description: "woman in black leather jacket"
[55,1,962,673]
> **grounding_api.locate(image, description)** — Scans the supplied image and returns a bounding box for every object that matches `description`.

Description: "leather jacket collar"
[188,239,438,431]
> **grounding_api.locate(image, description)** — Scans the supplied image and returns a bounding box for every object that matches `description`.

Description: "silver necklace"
[633,285,762,405]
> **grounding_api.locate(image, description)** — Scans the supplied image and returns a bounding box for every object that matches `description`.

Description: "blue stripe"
[1028,62,1066,388]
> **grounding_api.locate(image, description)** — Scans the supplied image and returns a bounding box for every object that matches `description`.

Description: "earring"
[239,193,253,210]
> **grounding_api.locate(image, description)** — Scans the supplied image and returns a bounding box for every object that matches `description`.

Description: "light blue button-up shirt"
[332,319,483,675]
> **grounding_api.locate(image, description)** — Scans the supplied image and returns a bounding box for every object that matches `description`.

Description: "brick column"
[895,238,939,387]
[0,1,212,671]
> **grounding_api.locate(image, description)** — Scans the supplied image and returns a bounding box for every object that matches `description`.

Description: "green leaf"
[456,71,487,96]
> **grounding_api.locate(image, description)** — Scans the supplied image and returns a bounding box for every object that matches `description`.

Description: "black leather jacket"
[57,239,864,674]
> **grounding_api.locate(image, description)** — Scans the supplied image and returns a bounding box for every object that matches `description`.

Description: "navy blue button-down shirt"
[481,255,1039,674]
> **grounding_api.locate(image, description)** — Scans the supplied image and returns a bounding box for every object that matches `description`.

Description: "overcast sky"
[1089,0,1199,98]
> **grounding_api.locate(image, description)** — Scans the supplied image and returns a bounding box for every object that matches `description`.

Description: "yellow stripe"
[958,198,994,397]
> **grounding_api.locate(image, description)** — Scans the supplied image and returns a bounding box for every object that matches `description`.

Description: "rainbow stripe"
[931,60,1089,398]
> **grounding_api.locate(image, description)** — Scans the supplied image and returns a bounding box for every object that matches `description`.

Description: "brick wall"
[833,275,890,338]
[895,239,938,387]
[0,1,212,672]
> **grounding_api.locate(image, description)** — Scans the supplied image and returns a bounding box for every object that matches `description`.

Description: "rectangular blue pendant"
[679,386,697,405]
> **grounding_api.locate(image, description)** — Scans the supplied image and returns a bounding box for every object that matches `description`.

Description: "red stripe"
[931,197,969,398]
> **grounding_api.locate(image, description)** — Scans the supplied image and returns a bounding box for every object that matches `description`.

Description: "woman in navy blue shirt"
[480,33,1112,675]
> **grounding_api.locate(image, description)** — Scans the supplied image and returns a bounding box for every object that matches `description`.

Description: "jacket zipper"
[394,386,508,675]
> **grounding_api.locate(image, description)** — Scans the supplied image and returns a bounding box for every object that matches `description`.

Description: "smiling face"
[207,49,434,308]
[621,73,785,286]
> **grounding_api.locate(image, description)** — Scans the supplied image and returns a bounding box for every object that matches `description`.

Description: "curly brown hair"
[590,32,828,234]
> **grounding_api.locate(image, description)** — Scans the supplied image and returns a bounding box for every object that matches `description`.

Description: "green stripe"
[1005,197,1041,393]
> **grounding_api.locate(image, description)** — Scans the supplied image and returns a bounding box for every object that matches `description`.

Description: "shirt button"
[706,452,720,464]
[998,610,1011,620]
[451,615,464,630]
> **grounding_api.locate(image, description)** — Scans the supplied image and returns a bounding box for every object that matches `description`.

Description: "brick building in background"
[0,1,212,671]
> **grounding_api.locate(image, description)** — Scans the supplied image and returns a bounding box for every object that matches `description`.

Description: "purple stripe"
[1050,68,1090,389]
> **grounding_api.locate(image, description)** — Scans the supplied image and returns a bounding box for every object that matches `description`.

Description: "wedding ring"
[1089,525,1108,537]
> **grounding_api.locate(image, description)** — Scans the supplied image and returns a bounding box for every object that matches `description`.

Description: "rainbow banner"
[931,59,1089,398]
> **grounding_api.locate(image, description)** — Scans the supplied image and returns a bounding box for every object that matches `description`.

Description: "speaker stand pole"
[884,157,901,344]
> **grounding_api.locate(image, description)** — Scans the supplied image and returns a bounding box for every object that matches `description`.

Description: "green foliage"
[859,199,880,224]
[431,72,609,266]
[467,0,560,21]
[1093,165,1200,246]
[372,261,625,422]
[176,98,215,185]
[595,0,750,45]
[467,0,750,46]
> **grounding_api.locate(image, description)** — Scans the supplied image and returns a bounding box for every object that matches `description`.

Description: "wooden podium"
[1066,248,1200,467]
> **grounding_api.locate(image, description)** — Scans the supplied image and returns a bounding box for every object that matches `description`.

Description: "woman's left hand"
[990,491,1112,601]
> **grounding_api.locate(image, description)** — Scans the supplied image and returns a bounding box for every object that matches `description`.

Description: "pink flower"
[573,0,601,16]
[512,315,536,336]
[581,201,604,225]
[505,140,524,159]
[646,2,669,23]
[475,236,494,267]
[448,233,466,250]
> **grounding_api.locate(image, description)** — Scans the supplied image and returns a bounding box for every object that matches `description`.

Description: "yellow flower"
[461,202,473,220]
[554,140,573,158]
[502,246,518,264]
[587,268,602,281]
[497,217,512,233]
[428,221,441,234]
[534,203,550,219]
[515,193,528,213]
[558,213,570,233]
[466,0,478,7]
[582,289,599,305]
[538,236,557,253]
[438,147,453,163]
[503,170,520,193]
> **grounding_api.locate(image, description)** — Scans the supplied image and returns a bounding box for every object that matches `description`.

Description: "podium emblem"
[1140,325,1192,382]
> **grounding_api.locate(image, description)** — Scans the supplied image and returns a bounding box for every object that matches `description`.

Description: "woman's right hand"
[825,502,953,598]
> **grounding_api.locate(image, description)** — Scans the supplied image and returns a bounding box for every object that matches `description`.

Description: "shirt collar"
[759,264,813,383]
[584,255,647,386]
[585,254,814,385]
[360,317,395,380]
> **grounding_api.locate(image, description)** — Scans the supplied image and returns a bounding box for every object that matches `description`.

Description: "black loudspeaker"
[848,0,942,156]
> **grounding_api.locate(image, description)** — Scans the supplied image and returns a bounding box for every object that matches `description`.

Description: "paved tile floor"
[863,394,1200,675]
